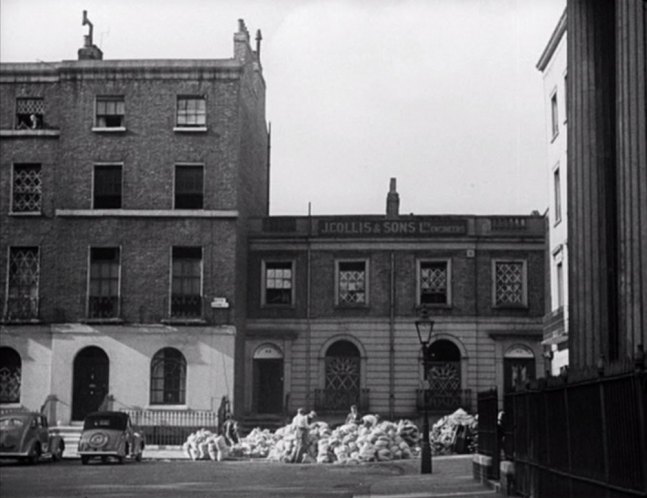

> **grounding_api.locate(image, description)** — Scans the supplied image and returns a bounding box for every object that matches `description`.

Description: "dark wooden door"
[254,359,283,414]
[504,358,535,392]
[72,346,109,420]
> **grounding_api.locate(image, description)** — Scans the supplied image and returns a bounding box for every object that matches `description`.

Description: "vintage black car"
[77,411,144,464]
[0,412,65,463]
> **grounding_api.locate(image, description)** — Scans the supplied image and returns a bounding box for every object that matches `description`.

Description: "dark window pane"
[175,166,203,209]
[94,166,122,209]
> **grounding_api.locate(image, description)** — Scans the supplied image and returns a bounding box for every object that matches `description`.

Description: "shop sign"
[317,218,467,237]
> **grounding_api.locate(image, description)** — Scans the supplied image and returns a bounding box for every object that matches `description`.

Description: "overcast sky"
[1,0,565,216]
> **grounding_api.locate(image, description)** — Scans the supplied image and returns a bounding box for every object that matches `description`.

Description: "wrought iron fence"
[506,366,647,498]
[416,388,472,413]
[121,409,218,446]
[313,388,369,413]
[477,388,500,479]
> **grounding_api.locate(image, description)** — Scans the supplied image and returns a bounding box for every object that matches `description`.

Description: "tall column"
[567,0,618,368]
[615,0,647,357]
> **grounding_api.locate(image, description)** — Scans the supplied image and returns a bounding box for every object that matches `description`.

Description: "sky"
[0,0,566,216]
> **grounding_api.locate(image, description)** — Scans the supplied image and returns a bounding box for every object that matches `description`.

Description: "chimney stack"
[386,178,400,218]
[78,10,103,60]
[234,19,251,62]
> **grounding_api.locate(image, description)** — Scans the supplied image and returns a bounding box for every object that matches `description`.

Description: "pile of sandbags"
[233,427,275,458]
[429,408,477,455]
[182,428,229,461]
[232,416,418,464]
[182,411,477,463]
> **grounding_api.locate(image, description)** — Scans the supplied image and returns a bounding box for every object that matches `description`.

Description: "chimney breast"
[386,178,400,218]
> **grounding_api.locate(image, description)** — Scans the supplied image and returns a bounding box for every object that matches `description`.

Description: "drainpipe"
[305,203,312,411]
[389,251,396,419]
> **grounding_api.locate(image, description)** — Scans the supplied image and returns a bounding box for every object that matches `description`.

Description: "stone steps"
[50,425,82,458]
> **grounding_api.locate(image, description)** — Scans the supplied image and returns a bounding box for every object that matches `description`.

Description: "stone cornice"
[0,59,243,83]
[536,8,567,71]
[55,209,239,218]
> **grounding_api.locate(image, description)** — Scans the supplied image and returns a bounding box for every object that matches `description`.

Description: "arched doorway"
[253,344,283,414]
[426,339,462,411]
[72,346,109,421]
[504,345,535,392]
[0,347,22,404]
[324,340,361,411]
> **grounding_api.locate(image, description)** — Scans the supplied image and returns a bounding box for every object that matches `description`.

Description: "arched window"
[323,340,361,410]
[0,347,22,404]
[150,348,186,405]
[427,339,462,395]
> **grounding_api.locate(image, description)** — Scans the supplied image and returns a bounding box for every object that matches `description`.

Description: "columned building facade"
[567,0,646,368]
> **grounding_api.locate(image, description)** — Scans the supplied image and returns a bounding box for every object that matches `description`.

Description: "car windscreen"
[83,415,127,431]
[0,417,26,430]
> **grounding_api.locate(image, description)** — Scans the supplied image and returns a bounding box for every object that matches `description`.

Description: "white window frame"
[10,163,42,216]
[416,258,452,307]
[174,95,207,132]
[4,246,40,322]
[92,162,124,210]
[168,246,204,319]
[93,95,126,132]
[85,246,122,320]
[335,258,370,307]
[261,260,295,307]
[15,97,44,130]
[550,88,559,140]
[173,163,205,210]
[553,163,562,225]
[563,71,568,124]
[492,259,528,308]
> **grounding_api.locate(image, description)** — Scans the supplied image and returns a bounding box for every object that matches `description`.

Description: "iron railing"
[122,409,219,446]
[477,388,500,479]
[88,296,120,319]
[313,388,370,413]
[170,294,202,319]
[416,388,472,413]
[506,365,646,498]
[4,296,39,321]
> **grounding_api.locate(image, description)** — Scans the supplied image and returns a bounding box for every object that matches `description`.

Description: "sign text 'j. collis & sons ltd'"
[316,218,468,237]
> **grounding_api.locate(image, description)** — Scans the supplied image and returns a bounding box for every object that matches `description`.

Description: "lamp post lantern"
[415,307,434,474]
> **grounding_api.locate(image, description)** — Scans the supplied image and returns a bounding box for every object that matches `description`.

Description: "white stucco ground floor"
[0,323,235,425]
[243,317,543,419]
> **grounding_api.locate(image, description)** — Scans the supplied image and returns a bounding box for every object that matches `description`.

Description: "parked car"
[78,411,145,464]
[0,412,65,464]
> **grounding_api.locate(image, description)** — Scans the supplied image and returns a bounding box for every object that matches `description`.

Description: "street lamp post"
[416,307,434,475]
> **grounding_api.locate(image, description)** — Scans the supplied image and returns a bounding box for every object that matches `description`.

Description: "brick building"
[244,180,545,422]
[0,19,269,426]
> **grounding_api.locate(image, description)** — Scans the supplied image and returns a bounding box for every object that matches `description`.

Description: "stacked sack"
[231,416,417,464]
[182,429,230,461]
[429,408,477,455]
[234,427,275,458]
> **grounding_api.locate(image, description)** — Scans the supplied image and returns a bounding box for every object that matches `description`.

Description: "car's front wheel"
[51,441,64,461]
[27,443,41,465]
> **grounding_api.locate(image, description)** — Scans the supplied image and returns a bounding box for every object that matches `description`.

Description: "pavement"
[139,447,498,498]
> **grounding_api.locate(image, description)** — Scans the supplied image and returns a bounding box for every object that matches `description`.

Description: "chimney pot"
[386,177,400,218]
